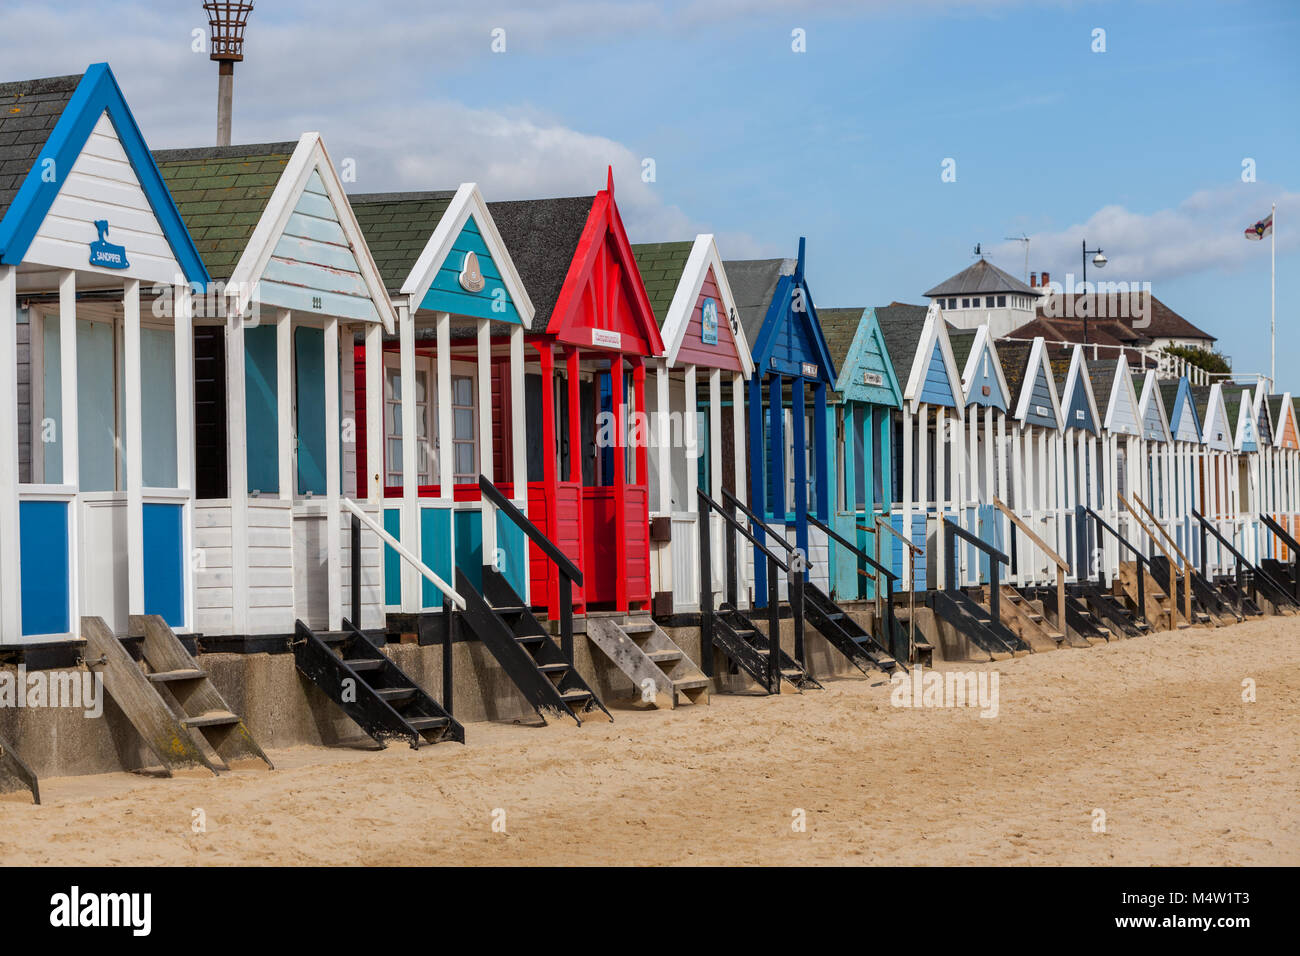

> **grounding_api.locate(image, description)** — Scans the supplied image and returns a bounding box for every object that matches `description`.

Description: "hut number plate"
[863,371,883,386]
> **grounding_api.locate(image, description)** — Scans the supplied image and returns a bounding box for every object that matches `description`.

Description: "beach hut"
[1134,369,1175,544]
[1159,376,1204,561]
[1191,383,1236,575]
[875,302,965,590]
[154,134,398,641]
[346,186,535,614]
[1224,385,1262,563]
[819,307,902,599]
[947,324,1013,586]
[1087,354,1143,575]
[998,337,1065,587]
[1263,391,1300,559]
[631,236,752,615]
[725,240,837,602]
[1055,345,1103,579]
[1,65,210,644]
[480,171,665,618]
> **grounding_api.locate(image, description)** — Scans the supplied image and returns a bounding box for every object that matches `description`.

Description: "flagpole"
[1271,200,1276,388]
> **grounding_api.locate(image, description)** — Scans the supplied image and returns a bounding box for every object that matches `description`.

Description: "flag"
[1245,212,1273,240]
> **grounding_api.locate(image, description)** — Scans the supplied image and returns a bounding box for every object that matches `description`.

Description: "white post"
[685,364,697,517]
[324,317,341,630]
[226,301,249,634]
[399,302,419,612]
[477,316,496,564]
[732,371,748,604]
[510,324,526,494]
[276,310,293,500]
[124,278,145,616]
[436,312,453,497]
[174,282,195,630]
[902,403,913,590]
[365,323,382,504]
[0,266,21,641]
[60,271,81,631]
[655,364,671,513]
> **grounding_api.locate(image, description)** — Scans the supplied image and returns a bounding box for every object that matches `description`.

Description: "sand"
[1,615,1296,866]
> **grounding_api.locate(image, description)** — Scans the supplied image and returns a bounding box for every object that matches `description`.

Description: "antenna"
[1004,234,1030,283]
[972,242,984,258]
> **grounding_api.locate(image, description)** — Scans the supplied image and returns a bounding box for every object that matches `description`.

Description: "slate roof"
[1267,395,1291,433]
[0,73,82,228]
[872,302,930,386]
[723,257,792,345]
[947,328,977,370]
[1159,380,1182,419]
[154,142,295,280]
[1090,359,1119,419]
[998,341,1033,404]
[349,191,456,292]
[925,258,1035,297]
[1190,385,1215,427]
[631,240,694,328]
[817,307,867,370]
[486,196,594,325]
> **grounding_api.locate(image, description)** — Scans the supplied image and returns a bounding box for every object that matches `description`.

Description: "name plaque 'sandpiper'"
[88,219,129,270]
[591,328,622,349]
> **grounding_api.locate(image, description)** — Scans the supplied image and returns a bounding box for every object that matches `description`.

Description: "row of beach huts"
[1,65,1296,798]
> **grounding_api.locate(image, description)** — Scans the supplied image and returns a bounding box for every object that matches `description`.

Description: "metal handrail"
[994,497,1068,635]
[1078,504,1148,625]
[721,488,799,560]
[807,513,896,583]
[942,516,1008,628]
[1195,510,1293,601]
[1260,513,1300,553]
[871,514,924,555]
[703,491,791,573]
[341,497,465,610]
[479,475,581,585]
[1120,493,1189,625]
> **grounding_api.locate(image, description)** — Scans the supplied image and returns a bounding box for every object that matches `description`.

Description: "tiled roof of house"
[631,240,694,328]
[1033,292,1215,344]
[0,73,82,227]
[486,196,594,325]
[349,191,456,292]
[154,142,295,280]
[925,258,1036,297]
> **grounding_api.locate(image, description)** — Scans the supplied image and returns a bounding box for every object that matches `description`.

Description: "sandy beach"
[2,616,1296,866]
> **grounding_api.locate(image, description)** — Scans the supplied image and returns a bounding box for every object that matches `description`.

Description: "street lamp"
[1081,239,1106,344]
[204,1,255,147]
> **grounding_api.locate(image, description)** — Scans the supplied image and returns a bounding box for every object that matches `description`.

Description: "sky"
[5,0,1298,382]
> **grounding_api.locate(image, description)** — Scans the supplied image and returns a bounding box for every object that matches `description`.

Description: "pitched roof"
[153,142,295,280]
[631,240,694,328]
[723,257,792,344]
[947,328,977,369]
[348,191,456,292]
[0,73,82,227]
[486,196,594,325]
[998,341,1033,402]
[817,307,866,369]
[871,302,930,383]
[1033,292,1215,343]
[925,258,1036,297]
[1159,379,1182,417]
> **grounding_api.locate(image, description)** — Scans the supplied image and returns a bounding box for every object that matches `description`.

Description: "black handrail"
[1078,504,1147,623]
[809,512,902,665]
[1195,509,1293,605]
[722,487,800,560]
[479,474,582,664]
[699,488,803,689]
[942,516,1008,628]
[479,476,582,585]
[1259,513,1300,603]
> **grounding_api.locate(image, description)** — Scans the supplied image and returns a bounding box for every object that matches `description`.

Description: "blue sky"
[6,0,1298,381]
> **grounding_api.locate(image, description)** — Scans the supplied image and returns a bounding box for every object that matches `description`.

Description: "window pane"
[455,443,473,476]
[454,407,473,438]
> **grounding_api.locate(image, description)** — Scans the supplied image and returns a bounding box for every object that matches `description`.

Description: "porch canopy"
[0,64,209,644]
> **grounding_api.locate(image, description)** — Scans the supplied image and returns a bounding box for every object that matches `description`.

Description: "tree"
[1161,344,1231,375]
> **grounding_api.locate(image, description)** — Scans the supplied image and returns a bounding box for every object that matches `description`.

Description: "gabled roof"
[872,301,930,387]
[1268,393,1298,449]
[348,190,456,291]
[352,184,534,328]
[155,141,296,281]
[820,307,902,408]
[1,64,208,283]
[925,258,1036,297]
[955,325,1011,410]
[1096,354,1141,434]
[159,133,395,331]
[1011,337,1063,428]
[1031,292,1215,343]
[1226,387,1258,451]
[1059,345,1100,434]
[1163,378,1203,443]
[633,235,751,374]
[1134,370,1171,443]
[724,238,834,384]
[1194,383,1233,449]
[487,195,594,325]
[895,303,965,415]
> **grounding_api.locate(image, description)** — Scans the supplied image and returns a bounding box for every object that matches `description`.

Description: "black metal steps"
[713,604,820,693]
[802,582,899,676]
[293,618,464,747]
[455,566,611,725]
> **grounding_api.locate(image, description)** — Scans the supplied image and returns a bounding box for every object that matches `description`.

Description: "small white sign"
[591,328,622,349]
[1035,404,1050,417]
[863,371,883,386]
[801,362,818,378]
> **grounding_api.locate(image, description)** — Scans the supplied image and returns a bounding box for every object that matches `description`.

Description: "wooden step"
[147,668,206,683]
[671,676,711,691]
[622,620,655,634]
[181,710,241,729]
[647,648,683,664]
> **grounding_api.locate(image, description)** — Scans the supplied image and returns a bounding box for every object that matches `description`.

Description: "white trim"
[1233,388,1258,451]
[365,323,383,503]
[123,277,144,615]
[276,310,294,500]
[0,265,21,641]
[659,235,753,375]
[1060,344,1101,431]
[1101,352,1140,435]
[1135,369,1172,443]
[1012,337,1064,429]
[1271,391,1296,450]
[959,324,1011,408]
[227,133,396,334]
[904,304,966,419]
[324,317,342,630]
[398,182,536,329]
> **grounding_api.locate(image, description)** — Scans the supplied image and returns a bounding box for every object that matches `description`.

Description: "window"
[948,298,957,310]
[451,372,477,485]
[961,298,970,309]
[383,355,477,488]
[997,295,1006,307]
[986,296,995,307]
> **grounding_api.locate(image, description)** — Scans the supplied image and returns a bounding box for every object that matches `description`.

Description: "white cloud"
[988,187,1299,287]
